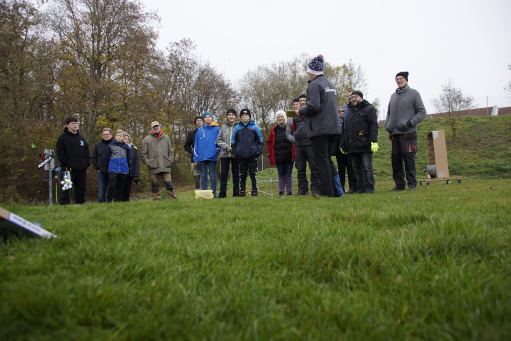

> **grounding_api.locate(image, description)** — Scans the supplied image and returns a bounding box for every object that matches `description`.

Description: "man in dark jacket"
[385,72,426,191]
[184,116,203,189]
[296,55,342,197]
[286,95,320,195]
[341,90,358,193]
[334,105,355,193]
[341,91,379,193]
[91,128,112,203]
[56,116,90,205]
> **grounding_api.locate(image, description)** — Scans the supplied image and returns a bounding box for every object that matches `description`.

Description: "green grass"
[256,115,511,183]
[1,179,511,340]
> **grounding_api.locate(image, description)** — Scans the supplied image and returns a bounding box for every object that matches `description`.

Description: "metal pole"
[487,96,488,115]
[49,166,52,206]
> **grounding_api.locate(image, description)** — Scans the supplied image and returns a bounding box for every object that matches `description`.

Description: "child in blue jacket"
[231,109,263,196]
[194,111,220,197]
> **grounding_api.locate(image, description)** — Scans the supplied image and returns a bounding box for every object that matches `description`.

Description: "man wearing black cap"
[286,94,321,195]
[385,72,426,191]
[184,116,203,189]
[216,109,240,197]
[340,91,379,194]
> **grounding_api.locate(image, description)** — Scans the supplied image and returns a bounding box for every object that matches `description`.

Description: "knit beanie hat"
[299,94,307,100]
[396,72,409,81]
[194,116,202,124]
[240,108,251,118]
[352,90,364,99]
[203,111,213,120]
[307,55,324,75]
[226,108,237,116]
[292,98,299,104]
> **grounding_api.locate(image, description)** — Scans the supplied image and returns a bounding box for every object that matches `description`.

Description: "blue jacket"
[193,122,220,162]
[105,140,130,174]
[231,119,264,159]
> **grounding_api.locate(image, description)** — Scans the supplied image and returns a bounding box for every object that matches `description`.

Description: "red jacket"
[266,125,295,166]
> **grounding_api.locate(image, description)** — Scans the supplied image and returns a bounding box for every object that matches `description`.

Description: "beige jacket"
[141,132,174,175]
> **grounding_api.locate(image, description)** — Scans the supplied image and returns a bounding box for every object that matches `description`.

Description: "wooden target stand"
[419,130,462,186]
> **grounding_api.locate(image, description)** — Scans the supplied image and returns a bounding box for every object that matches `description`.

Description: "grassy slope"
[1,178,510,340]
[256,114,511,182]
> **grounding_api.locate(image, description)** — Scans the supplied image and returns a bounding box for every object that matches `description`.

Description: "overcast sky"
[142,0,510,120]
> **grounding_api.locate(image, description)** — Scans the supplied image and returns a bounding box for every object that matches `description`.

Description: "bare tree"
[433,79,476,142]
[48,0,159,144]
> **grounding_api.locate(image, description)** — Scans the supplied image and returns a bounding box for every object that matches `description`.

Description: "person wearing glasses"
[91,127,113,203]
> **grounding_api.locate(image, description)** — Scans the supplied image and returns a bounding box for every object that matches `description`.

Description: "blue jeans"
[200,161,217,197]
[276,161,294,176]
[98,171,109,203]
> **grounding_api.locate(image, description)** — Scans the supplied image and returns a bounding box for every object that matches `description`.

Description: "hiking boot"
[239,190,246,197]
[408,185,416,191]
[279,191,284,196]
[344,189,357,194]
[389,186,405,191]
[251,191,258,196]
[297,189,308,195]
[287,192,292,196]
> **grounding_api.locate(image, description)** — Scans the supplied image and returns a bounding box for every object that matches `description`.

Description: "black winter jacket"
[287,117,312,147]
[91,138,112,173]
[56,128,90,171]
[184,129,198,162]
[127,145,140,177]
[298,75,340,139]
[341,100,378,154]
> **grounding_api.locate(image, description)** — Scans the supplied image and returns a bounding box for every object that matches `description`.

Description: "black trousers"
[310,134,339,197]
[239,156,258,193]
[122,175,134,202]
[219,158,240,197]
[335,149,357,192]
[295,145,320,193]
[59,171,87,205]
[391,134,418,188]
[350,152,374,193]
[107,172,127,202]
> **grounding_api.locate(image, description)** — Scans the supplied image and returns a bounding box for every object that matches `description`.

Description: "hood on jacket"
[64,127,80,136]
[239,119,255,128]
[354,99,371,109]
[204,121,219,127]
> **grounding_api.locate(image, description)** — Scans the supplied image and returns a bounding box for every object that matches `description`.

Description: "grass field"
[1,178,510,340]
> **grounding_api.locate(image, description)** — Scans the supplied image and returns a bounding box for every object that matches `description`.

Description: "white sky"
[142,0,510,120]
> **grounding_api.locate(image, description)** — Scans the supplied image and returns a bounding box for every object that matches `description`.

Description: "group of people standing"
[55,55,426,204]
[184,109,263,198]
[56,119,177,204]
[183,55,426,198]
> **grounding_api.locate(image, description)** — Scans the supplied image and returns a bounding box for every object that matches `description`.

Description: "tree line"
[0,0,372,203]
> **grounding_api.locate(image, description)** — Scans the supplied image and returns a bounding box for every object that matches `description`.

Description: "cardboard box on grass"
[427,130,449,179]
[0,207,56,240]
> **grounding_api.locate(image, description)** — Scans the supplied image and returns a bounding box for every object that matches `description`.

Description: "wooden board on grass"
[0,207,56,240]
